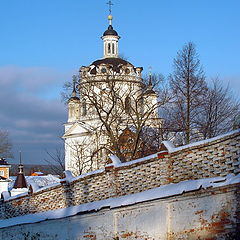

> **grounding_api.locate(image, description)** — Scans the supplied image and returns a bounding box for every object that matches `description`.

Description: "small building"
[0,158,11,194]
[11,163,28,197]
[0,158,11,179]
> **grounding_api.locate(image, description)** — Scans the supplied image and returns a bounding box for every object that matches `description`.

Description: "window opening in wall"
[82,100,87,116]
[140,97,144,114]
[108,43,111,54]
[112,43,115,54]
[125,96,131,113]
[0,170,4,176]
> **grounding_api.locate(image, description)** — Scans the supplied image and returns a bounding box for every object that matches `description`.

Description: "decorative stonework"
[0,130,239,220]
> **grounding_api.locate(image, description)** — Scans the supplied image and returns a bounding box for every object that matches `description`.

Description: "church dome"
[103,25,119,36]
[68,96,80,102]
[90,57,133,74]
[91,57,132,67]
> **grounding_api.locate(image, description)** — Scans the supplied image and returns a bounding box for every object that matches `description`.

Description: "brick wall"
[0,130,239,219]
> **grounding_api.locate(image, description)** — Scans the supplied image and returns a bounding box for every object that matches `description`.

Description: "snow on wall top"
[3,129,239,201]
[163,129,240,153]
[0,173,239,229]
[106,129,240,169]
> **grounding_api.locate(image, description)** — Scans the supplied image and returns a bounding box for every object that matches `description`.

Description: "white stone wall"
[0,184,239,240]
[0,181,9,195]
[1,131,239,220]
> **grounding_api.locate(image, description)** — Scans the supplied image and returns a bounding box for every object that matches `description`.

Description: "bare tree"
[78,72,170,162]
[196,78,240,138]
[44,148,65,176]
[0,130,13,158]
[142,73,165,90]
[169,42,207,144]
[62,67,171,174]
[61,75,76,104]
[167,43,239,144]
[65,136,104,176]
[44,139,101,177]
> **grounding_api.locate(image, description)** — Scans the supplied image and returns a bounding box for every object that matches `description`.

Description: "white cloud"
[0,65,70,164]
[0,65,73,95]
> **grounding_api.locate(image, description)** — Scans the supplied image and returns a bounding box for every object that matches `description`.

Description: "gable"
[63,122,95,138]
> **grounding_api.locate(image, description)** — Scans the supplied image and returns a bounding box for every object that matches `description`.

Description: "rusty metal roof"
[13,173,28,189]
[13,165,28,189]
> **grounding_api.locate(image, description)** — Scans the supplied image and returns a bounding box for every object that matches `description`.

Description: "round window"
[101,68,107,73]
[125,69,130,74]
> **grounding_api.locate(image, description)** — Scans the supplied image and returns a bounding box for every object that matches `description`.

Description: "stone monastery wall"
[1,183,239,240]
[0,130,239,220]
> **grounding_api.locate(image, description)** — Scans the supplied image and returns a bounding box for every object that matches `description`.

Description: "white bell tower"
[101,1,120,58]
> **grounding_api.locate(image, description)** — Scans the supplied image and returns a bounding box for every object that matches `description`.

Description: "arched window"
[139,97,144,114]
[108,43,111,54]
[112,43,115,54]
[125,96,131,113]
[82,99,87,116]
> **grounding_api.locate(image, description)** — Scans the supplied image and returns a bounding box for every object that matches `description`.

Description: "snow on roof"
[1,173,239,229]
[162,129,240,153]
[9,175,60,191]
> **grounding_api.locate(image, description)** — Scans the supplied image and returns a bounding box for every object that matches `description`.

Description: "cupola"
[144,72,157,96]
[11,152,28,196]
[101,14,120,58]
[68,76,80,122]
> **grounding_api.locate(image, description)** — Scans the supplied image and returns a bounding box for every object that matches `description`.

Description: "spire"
[19,151,23,174]
[102,2,119,38]
[71,75,77,98]
[69,75,79,102]
[13,151,27,189]
[106,0,113,25]
[149,66,153,87]
[20,150,22,165]
[107,1,113,15]
[102,0,120,58]
[144,67,156,95]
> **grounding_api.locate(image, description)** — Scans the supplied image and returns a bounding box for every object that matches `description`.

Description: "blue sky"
[0,0,239,165]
